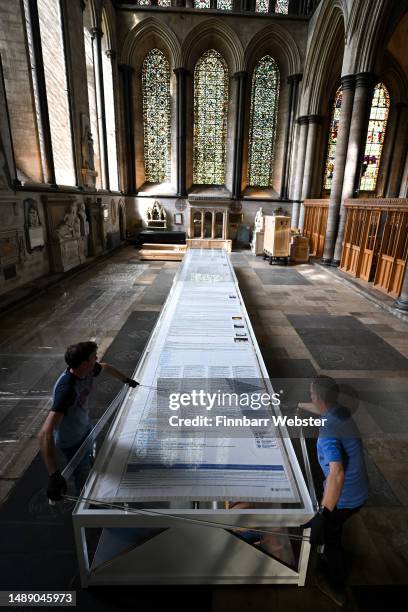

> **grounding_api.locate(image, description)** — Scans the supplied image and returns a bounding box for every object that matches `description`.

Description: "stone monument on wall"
[24,198,45,253]
[251,206,265,255]
[51,200,90,271]
[147,201,167,229]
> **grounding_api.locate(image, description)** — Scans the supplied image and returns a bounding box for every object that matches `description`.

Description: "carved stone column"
[281,73,302,200]
[322,74,355,264]
[299,114,321,230]
[332,72,375,264]
[90,27,109,190]
[119,64,136,194]
[174,68,188,197]
[291,116,309,227]
[232,71,247,199]
[399,144,408,198]
[385,102,408,197]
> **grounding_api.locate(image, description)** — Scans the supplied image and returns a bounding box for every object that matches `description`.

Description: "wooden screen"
[374,210,408,297]
[303,200,328,258]
[340,200,408,298]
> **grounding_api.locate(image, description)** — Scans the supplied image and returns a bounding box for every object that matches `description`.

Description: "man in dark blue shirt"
[301,375,369,607]
[38,341,138,501]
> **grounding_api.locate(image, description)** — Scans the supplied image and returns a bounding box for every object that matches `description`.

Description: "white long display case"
[73,249,316,587]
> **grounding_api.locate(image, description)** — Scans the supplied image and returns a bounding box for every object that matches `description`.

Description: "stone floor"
[0,245,407,610]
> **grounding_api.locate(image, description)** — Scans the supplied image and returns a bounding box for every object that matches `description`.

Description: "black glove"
[47,470,67,502]
[301,509,329,546]
[124,377,139,388]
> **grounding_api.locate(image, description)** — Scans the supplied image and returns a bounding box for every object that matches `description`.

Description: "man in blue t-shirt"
[301,375,369,606]
[38,341,139,501]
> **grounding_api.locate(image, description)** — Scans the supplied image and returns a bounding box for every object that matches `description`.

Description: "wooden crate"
[263,216,291,257]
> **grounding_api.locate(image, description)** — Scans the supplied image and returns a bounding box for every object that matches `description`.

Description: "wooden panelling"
[303,200,328,258]
[340,199,408,298]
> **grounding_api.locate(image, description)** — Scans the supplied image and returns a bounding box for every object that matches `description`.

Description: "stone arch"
[182,21,242,193]
[366,54,408,197]
[101,3,116,51]
[242,25,300,197]
[120,19,179,191]
[244,23,301,77]
[181,19,243,74]
[120,17,181,70]
[302,1,345,115]
[82,0,99,29]
[380,52,408,105]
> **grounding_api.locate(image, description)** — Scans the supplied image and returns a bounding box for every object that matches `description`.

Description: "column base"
[394,297,408,312]
[330,259,340,267]
[320,257,332,266]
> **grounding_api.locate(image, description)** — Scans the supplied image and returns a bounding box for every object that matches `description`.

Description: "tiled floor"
[0,245,407,609]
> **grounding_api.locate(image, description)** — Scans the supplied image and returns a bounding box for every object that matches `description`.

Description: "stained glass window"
[275,0,288,13]
[217,0,233,9]
[194,0,210,8]
[248,56,280,187]
[255,0,269,12]
[142,49,171,183]
[193,50,228,185]
[158,0,171,5]
[323,86,342,190]
[359,83,390,191]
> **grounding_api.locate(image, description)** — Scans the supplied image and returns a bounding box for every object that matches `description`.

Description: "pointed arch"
[245,23,301,76]
[182,19,243,73]
[302,1,345,114]
[119,17,181,69]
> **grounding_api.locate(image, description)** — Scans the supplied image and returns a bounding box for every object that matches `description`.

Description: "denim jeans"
[59,431,93,496]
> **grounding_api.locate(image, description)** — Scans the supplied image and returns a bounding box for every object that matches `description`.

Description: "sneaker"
[315,570,347,607]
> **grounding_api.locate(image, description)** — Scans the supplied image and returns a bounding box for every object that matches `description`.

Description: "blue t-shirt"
[317,405,369,509]
[51,363,102,449]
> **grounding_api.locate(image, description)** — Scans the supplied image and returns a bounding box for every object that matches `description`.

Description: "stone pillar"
[291,116,309,228]
[385,103,408,197]
[211,212,216,238]
[299,114,321,230]
[91,27,109,190]
[201,211,204,239]
[223,211,228,240]
[232,71,247,199]
[174,68,188,197]
[332,73,375,264]
[281,74,302,200]
[119,64,136,194]
[241,0,254,10]
[399,144,408,198]
[321,75,355,264]
[26,0,56,185]
[394,266,408,312]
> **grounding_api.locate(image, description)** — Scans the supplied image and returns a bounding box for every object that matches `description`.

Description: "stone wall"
[0,191,125,298]
[125,196,293,237]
